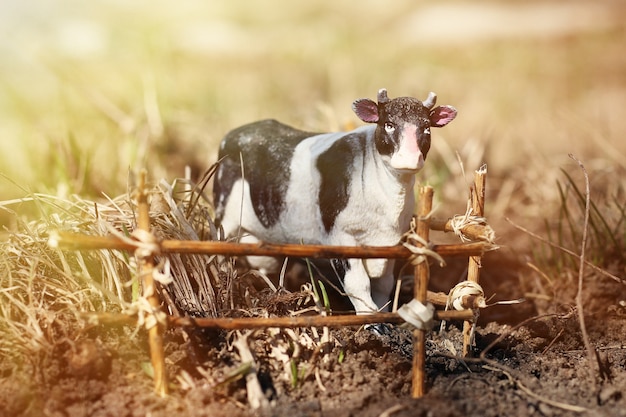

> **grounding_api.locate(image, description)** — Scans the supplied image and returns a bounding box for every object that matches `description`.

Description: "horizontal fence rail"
[51,231,495,258]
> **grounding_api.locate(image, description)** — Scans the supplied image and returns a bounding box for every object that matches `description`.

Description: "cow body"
[213,89,457,314]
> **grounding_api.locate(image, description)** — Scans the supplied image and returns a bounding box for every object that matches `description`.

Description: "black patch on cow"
[331,259,350,282]
[317,133,365,233]
[213,157,240,222]
[374,127,396,156]
[214,119,319,228]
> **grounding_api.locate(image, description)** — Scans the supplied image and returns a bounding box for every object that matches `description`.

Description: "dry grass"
[0,174,236,371]
[0,192,131,366]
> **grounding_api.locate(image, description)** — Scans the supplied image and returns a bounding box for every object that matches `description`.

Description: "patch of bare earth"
[1,254,624,417]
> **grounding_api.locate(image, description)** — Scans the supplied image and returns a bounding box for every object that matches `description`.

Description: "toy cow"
[213,89,457,314]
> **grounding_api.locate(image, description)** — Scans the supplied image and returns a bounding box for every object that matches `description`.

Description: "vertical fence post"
[462,165,487,356]
[412,186,434,398]
[137,170,169,396]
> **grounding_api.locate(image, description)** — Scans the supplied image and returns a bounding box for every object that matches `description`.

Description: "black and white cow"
[213,89,457,314]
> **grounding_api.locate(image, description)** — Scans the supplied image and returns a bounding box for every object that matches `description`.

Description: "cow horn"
[377,88,389,103]
[423,92,437,109]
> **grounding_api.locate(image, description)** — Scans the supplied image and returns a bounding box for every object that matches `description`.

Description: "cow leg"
[370,262,395,312]
[238,233,281,274]
[342,259,379,314]
[362,259,395,311]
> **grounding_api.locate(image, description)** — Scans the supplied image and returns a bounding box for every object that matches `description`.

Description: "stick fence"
[54,167,494,400]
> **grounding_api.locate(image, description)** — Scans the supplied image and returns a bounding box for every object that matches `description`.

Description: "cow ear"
[430,105,457,127]
[352,99,380,123]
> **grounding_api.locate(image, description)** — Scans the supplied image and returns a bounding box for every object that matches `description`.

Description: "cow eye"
[424,127,431,135]
[384,122,395,133]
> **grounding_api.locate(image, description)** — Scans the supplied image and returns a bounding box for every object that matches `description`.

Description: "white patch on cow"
[390,123,424,172]
[280,131,348,243]
[219,178,287,272]
[219,179,264,238]
[239,233,282,273]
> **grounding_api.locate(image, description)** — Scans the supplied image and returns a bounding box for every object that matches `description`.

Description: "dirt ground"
[1,252,625,417]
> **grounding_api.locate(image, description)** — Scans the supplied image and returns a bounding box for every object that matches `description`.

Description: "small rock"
[538,402,554,416]
[598,385,622,405]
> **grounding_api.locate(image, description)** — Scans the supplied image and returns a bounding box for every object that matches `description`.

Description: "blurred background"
[1,0,625,251]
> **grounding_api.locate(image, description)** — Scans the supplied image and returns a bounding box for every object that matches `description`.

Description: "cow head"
[352,88,457,172]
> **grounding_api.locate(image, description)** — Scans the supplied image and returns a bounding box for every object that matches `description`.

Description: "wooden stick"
[51,231,495,258]
[82,309,475,328]
[136,171,168,397]
[463,165,487,357]
[429,217,494,243]
[412,186,433,398]
[427,290,485,309]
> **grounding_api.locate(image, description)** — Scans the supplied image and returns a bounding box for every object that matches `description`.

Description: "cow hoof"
[365,323,395,336]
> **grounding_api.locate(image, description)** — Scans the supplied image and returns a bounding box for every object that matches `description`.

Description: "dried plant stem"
[463,165,487,356]
[232,332,270,409]
[505,220,624,284]
[569,154,599,388]
[83,308,474,329]
[482,364,588,413]
[137,171,168,397]
[412,186,434,398]
[52,232,494,259]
